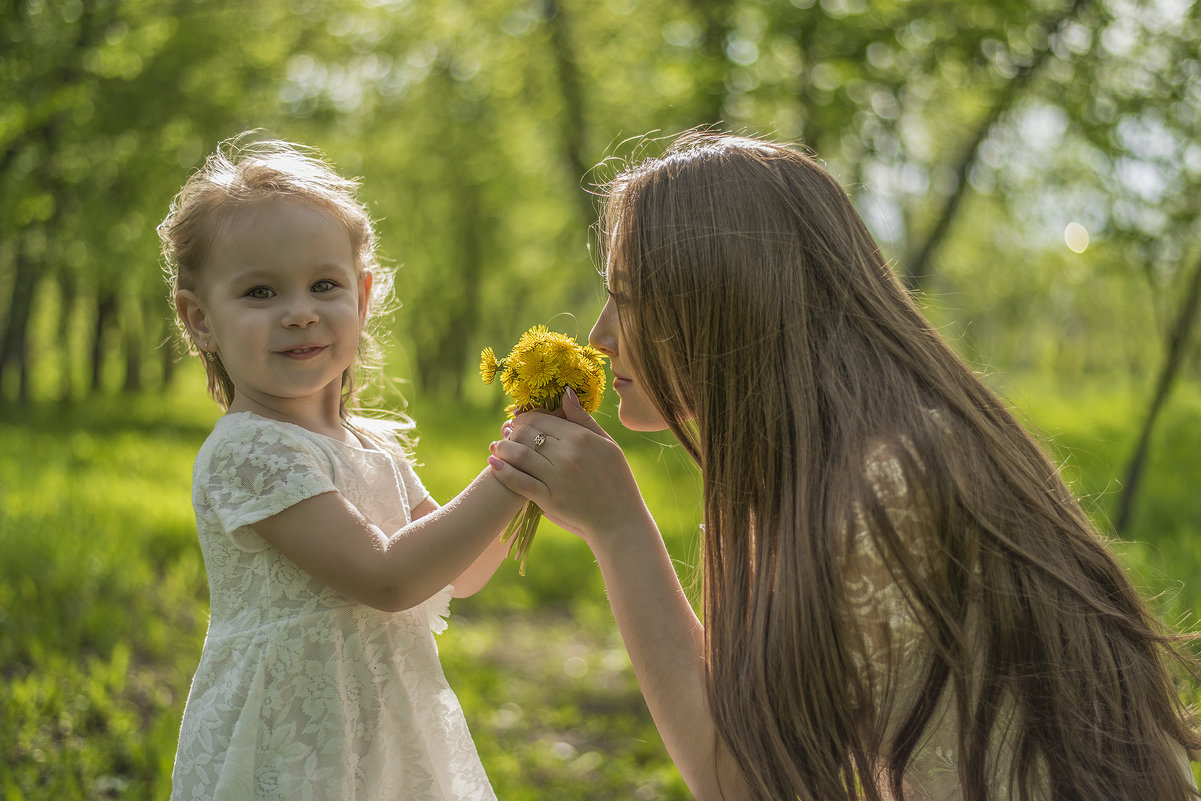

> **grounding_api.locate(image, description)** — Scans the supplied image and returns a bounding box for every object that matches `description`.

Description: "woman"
[488,131,1200,800]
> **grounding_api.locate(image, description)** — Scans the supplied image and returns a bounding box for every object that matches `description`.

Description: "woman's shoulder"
[861,434,927,511]
[841,427,941,575]
[859,407,958,506]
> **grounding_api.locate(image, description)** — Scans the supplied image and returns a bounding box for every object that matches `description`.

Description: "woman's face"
[589,269,669,433]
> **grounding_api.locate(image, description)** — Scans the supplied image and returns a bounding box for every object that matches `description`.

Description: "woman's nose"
[588,297,618,357]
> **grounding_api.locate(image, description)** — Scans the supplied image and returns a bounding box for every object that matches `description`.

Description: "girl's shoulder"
[346,413,419,463]
[196,412,332,474]
[194,412,419,488]
[201,411,311,448]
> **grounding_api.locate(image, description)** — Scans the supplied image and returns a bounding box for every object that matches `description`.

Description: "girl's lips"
[277,345,327,359]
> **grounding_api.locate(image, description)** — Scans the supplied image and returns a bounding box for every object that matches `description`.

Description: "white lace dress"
[171,412,496,801]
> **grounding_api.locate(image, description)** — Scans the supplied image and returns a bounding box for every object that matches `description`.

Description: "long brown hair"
[600,130,1199,800]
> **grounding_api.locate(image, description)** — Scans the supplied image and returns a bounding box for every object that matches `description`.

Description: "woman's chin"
[617,406,670,433]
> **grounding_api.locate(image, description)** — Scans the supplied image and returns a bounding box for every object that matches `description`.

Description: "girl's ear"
[358,271,374,323]
[176,290,214,352]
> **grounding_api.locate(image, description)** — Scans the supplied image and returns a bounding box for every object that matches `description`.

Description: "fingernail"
[487,455,504,471]
[489,441,498,454]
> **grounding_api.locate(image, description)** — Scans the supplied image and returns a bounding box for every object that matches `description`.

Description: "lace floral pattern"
[841,442,1196,800]
[171,413,494,801]
[841,443,1014,801]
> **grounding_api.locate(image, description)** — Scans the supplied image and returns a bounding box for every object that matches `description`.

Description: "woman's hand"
[487,389,650,543]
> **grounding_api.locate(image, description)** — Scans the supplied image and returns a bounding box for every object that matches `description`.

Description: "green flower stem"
[500,500,544,576]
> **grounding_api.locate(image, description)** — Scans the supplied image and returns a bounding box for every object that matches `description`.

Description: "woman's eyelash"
[605,286,631,305]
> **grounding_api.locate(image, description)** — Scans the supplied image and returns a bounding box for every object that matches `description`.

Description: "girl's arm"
[488,393,752,801]
[251,468,524,612]
[409,495,513,598]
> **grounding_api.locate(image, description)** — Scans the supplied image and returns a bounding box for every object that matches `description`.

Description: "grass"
[1,367,1199,799]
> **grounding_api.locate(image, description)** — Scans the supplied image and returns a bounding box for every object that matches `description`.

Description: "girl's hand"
[488,390,650,543]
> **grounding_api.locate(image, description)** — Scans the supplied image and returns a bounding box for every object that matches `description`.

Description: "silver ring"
[532,433,546,451]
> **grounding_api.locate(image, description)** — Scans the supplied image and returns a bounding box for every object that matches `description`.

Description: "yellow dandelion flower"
[479,347,499,384]
[582,345,606,370]
[516,350,554,392]
[480,325,609,574]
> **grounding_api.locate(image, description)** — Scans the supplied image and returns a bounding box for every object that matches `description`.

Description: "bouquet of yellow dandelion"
[481,325,608,574]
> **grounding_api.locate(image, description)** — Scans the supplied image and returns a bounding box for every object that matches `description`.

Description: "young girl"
[491,131,1201,801]
[160,136,521,800]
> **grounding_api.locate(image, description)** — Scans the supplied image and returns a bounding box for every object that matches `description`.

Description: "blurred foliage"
[3,0,1198,400]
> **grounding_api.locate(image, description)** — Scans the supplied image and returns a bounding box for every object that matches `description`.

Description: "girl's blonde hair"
[600,130,1199,801]
[159,133,395,418]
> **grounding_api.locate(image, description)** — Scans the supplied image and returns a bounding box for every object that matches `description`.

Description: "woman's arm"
[489,392,752,800]
[251,468,524,612]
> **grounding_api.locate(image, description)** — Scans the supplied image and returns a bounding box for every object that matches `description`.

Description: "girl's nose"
[282,296,319,328]
[588,296,618,357]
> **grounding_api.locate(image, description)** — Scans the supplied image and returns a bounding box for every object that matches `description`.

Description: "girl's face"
[589,266,668,432]
[176,199,371,419]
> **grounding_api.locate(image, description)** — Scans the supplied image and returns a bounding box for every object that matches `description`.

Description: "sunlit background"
[4,0,1198,401]
[3,0,1200,798]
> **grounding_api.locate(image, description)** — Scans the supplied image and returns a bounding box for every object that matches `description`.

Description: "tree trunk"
[428,176,483,400]
[543,0,593,223]
[122,298,144,394]
[687,0,734,125]
[1114,254,1201,533]
[90,291,117,394]
[900,0,1094,292]
[0,248,41,404]
[58,272,78,402]
[0,0,107,402]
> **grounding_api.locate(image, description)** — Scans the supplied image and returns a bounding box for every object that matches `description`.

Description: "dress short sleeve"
[198,416,339,551]
[395,451,430,510]
[350,415,432,510]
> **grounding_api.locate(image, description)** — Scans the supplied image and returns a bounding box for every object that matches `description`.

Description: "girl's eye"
[312,279,338,293]
[246,286,274,299]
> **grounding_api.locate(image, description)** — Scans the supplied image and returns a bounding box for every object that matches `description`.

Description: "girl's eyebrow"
[230,269,274,285]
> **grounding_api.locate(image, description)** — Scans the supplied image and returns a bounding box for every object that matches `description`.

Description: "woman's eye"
[246,286,274,299]
[312,279,338,293]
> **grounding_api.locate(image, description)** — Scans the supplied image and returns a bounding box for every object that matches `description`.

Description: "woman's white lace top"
[841,445,1194,800]
[170,412,495,801]
[842,446,986,801]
